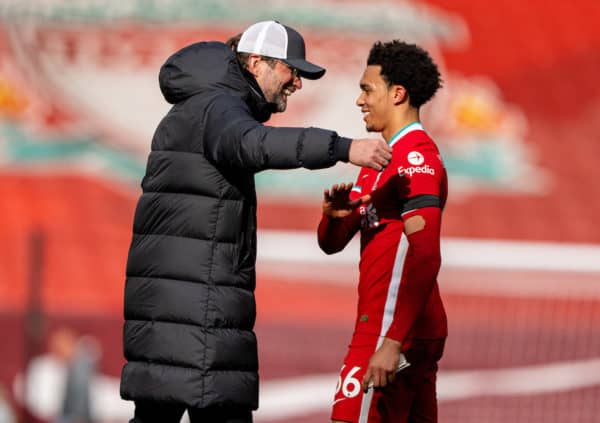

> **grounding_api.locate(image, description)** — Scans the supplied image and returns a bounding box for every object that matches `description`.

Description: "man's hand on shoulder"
[349,138,392,171]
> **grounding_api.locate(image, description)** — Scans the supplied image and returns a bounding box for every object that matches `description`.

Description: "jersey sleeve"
[363,140,443,217]
[382,138,445,344]
[384,206,442,344]
[394,141,444,214]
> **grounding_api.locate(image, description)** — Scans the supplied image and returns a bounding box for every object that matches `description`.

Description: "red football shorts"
[331,333,445,423]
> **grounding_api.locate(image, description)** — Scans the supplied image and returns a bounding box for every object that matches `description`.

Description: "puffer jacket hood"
[158,41,273,122]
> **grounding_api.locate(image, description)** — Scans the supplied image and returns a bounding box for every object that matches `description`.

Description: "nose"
[356,92,365,107]
[293,75,302,90]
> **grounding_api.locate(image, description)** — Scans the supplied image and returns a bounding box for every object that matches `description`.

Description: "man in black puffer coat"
[120,21,392,423]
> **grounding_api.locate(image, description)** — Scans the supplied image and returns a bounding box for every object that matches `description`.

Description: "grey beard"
[271,94,287,113]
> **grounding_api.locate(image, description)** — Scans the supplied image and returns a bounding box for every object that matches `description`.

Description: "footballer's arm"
[362,204,442,391]
[318,182,361,254]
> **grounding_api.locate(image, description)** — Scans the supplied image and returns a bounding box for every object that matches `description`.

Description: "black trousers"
[130,401,253,423]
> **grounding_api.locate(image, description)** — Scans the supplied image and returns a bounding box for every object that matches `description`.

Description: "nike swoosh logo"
[332,397,348,405]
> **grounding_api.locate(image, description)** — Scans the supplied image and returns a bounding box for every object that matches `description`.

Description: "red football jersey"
[325,122,448,347]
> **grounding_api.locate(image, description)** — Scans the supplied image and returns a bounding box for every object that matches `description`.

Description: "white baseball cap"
[237,20,326,80]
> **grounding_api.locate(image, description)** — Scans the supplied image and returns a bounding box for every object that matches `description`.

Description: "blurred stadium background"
[0,0,599,422]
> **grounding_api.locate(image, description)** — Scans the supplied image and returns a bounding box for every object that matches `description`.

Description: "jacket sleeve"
[203,95,351,172]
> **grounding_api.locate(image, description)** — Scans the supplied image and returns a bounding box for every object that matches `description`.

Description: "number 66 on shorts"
[331,363,371,421]
[335,365,362,400]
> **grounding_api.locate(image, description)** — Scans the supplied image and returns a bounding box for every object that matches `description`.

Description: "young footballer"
[318,40,447,423]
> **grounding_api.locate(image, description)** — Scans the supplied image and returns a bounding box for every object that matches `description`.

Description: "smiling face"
[356,65,396,134]
[256,58,302,112]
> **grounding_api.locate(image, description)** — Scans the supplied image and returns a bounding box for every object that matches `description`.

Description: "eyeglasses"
[275,59,300,80]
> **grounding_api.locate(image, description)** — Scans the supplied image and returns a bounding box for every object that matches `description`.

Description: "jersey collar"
[388,122,423,148]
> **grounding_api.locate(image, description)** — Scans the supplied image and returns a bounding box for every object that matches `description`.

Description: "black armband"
[402,194,440,214]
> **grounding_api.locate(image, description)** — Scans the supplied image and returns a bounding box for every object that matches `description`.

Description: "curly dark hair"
[367,40,442,108]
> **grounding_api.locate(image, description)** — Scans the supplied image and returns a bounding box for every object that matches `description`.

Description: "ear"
[391,85,408,105]
[246,54,262,78]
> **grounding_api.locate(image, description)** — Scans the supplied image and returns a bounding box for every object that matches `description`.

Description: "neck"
[382,108,420,142]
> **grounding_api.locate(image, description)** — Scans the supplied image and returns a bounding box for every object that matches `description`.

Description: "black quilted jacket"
[119,41,350,409]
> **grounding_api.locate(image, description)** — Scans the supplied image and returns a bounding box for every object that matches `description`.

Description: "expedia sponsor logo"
[398,165,436,177]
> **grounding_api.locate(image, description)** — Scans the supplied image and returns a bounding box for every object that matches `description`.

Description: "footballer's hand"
[322,183,365,218]
[349,138,392,171]
[362,338,403,392]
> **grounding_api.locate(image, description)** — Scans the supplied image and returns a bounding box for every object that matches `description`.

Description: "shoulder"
[395,130,438,152]
[392,131,444,182]
[394,131,440,161]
